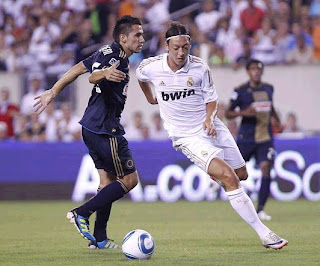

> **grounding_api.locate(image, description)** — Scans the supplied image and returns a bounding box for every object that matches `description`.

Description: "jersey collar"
[162,53,190,73]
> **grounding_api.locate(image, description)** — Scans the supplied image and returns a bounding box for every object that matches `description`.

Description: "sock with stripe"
[226,187,271,238]
[257,176,271,213]
[94,188,112,242]
[76,180,127,218]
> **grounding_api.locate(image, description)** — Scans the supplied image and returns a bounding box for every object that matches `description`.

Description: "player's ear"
[165,42,169,53]
[119,33,127,43]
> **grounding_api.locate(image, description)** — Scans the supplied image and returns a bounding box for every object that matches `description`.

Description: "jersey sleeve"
[82,47,122,73]
[136,60,150,82]
[228,89,240,111]
[201,67,218,104]
[82,52,97,72]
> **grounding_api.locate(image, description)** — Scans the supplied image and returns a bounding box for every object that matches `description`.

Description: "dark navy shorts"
[237,140,275,164]
[82,127,136,177]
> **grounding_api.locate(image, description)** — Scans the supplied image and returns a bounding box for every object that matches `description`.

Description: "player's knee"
[122,171,139,191]
[236,167,248,181]
[219,169,239,190]
[260,162,271,176]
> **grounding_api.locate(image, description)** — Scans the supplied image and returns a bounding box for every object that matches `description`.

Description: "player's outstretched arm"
[89,60,126,84]
[138,80,158,105]
[34,62,88,114]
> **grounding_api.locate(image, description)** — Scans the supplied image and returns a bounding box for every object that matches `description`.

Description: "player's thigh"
[98,169,117,187]
[82,128,136,177]
[173,134,224,173]
[216,129,246,170]
[255,141,275,164]
[237,141,256,162]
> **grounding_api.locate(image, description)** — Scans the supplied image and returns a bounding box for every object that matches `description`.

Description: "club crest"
[187,77,194,87]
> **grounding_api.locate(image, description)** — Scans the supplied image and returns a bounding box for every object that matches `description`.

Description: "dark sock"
[93,187,112,242]
[257,176,271,212]
[94,203,112,242]
[76,180,127,218]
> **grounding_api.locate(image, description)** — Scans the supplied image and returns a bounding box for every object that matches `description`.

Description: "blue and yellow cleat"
[66,209,96,243]
[88,239,121,249]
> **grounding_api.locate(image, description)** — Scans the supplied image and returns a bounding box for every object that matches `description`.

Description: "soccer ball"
[122,229,155,260]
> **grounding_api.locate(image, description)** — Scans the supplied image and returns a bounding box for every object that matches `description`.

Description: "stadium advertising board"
[0,137,319,201]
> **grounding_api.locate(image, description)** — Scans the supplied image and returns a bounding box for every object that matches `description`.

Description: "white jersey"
[136,53,218,138]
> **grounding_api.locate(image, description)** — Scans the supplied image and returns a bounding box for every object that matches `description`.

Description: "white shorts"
[172,119,245,173]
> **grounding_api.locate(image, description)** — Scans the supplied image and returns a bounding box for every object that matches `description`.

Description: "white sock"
[226,187,271,239]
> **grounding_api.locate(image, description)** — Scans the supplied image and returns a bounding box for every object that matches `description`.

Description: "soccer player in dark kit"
[225,59,282,221]
[34,15,144,249]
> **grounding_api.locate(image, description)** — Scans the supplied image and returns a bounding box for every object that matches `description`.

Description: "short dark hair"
[165,21,190,44]
[113,15,142,43]
[246,58,264,70]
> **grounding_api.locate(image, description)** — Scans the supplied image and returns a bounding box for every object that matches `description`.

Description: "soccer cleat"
[258,210,272,221]
[66,209,96,243]
[261,232,288,250]
[88,239,121,249]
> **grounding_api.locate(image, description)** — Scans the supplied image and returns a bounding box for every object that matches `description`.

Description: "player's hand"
[103,60,126,82]
[149,97,158,105]
[241,105,256,117]
[203,119,217,137]
[33,89,55,114]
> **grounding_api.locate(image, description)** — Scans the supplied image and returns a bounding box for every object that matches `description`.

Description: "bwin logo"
[162,89,195,101]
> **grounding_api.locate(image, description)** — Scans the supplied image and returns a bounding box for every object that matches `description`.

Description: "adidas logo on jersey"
[162,89,195,101]
[159,81,166,86]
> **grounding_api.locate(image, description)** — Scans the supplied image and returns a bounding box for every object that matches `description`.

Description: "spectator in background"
[57,102,81,142]
[21,76,44,116]
[195,0,221,35]
[39,102,62,142]
[240,0,266,37]
[286,34,313,64]
[27,113,46,142]
[232,39,252,70]
[274,21,294,64]
[145,0,170,33]
[209,45,231,67]
[0,87,19,138]
[149,112,167,140]
[14,114,30,141]
[0,121,8,141]
[125,111,144,141]
[28,14,61,59]
[288,21,313,50]
[140,124,150,140]
[283,112,302,133]
[251,17,277,65]
[309,0,320,17]
[312,15,320,63]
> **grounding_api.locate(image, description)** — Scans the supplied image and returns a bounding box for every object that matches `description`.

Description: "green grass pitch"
[1,199,319,266]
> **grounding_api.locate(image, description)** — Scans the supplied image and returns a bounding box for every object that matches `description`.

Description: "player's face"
[166,37,191,71]
[122,24,144,56]
[247,63,263,83]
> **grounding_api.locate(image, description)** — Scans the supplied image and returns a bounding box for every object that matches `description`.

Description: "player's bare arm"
[203,101,218,137]
[34,62,88,114]
[89,60,126,84]
[271,105,282,128]
[138,80,158,105]
[225,104,256,119]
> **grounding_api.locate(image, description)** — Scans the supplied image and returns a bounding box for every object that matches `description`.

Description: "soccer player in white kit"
[136,21,288,250]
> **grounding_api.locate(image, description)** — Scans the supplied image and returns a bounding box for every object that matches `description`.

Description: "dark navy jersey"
[228,82,274,143]
[80,42,130,136]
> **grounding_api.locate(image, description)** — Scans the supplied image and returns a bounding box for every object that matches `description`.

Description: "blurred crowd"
[0,0,318,142]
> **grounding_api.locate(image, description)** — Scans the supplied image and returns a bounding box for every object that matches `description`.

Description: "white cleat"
[261,232,288,250]
[258,210,272,221]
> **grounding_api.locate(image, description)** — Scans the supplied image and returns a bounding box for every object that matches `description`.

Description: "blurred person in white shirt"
[149,112,167,140]
[57,102,81,142]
